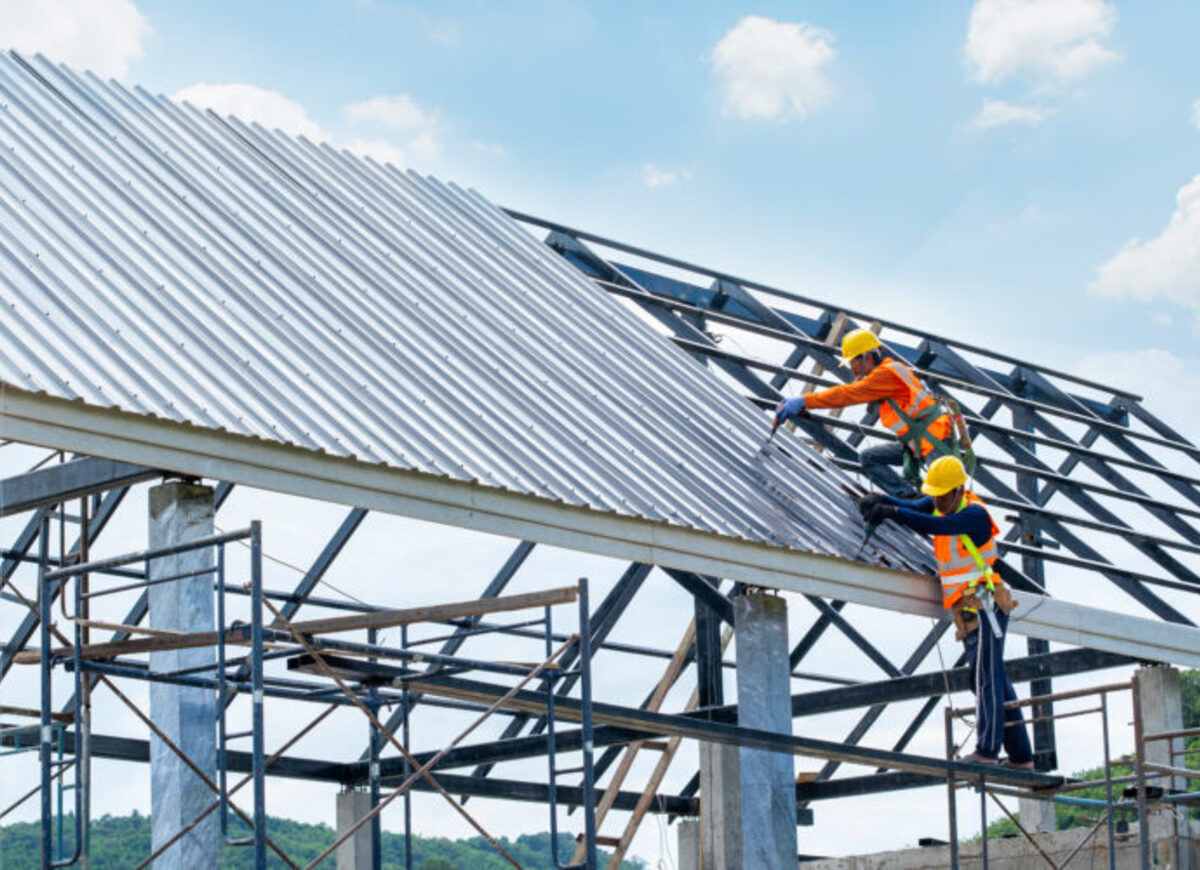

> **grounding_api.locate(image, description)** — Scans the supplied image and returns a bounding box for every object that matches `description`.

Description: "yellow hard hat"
[922,456,968,496]
[841,329,881,362]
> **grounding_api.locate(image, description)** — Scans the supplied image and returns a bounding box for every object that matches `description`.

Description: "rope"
[213,522,371,607]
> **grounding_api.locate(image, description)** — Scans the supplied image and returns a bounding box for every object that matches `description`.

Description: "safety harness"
[935,495,1015,639]
[884,393,977,487]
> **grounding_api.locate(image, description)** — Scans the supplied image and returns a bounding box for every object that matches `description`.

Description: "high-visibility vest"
[877,358,953,457]
[935,492,1000,610]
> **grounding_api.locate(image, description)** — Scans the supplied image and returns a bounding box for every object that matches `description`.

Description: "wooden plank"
[278,586,578,636]
[17,586,578,664]
[602,624,734,868]
[795,313,846,454]
[801,313,848,400]
[572,621,699,864]
[0,705,74,723]
[71,618,183,639]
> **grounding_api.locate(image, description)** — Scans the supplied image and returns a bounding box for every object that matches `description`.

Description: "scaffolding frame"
[20,511,598,868]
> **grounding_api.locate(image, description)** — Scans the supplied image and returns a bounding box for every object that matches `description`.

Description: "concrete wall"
[800,824,1200,869]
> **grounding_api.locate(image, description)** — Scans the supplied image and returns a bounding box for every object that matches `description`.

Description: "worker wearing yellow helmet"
[859,457,1035,768]
[774,328,954,497]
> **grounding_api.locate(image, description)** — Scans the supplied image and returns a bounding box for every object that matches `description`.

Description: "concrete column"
[1136,665,1189,864]
[699,741,742,868]
[735,592,797,870]
[336,789,374,870]
[1018,796,1056,835]
[148,482,216,870]
[676,818,700,870]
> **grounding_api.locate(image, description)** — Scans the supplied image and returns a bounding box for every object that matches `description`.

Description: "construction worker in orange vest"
[774,329,955,497]
[860,456,1034,767]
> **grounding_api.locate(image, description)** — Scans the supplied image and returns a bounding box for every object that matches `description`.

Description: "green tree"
[0,813,647,869]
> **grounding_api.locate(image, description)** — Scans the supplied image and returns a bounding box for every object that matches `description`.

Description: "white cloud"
[641,163,691,189]
[0,0,151,79]
[342,138,409,167]
[1074,348,1200,434]
[343,93,441,160]
[171,84,449,171]
[1091,173,1200,315]
[1192,99,1200,132]
[172,82,325,139]
[974,98,1054,128]
[965,0,1119,86]
[711,15,836,122]
[344,94,433,131]
[469,140,508,158]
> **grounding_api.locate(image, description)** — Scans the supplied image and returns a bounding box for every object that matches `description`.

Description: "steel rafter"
[0,485,131,679]
[510,212,1200,807]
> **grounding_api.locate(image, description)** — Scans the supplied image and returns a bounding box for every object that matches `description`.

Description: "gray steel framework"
[3,208,1200,863]
[495,210,1200,802]
[4,197,1198,862]
[0,51,1195,866]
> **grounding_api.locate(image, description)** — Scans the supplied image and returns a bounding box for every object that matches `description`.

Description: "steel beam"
[13,384,1173,664]
[0,723,696,815]
[323,648,1129,775]
[0,457,159,517]
[289,654,1063,789]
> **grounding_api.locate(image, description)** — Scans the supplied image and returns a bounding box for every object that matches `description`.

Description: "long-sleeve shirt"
[802,362,914,411]
[882,495,992,548]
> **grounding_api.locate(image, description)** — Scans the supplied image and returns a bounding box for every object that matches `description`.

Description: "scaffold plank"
[17,586,577,663]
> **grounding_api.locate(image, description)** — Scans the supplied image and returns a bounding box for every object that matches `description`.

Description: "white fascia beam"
[2,388,1198,667]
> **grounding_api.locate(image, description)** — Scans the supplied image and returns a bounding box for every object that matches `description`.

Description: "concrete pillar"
[699,741,742,868]
[1135,665,1189,864]
[676,818,700,870]
[735,592,797,870]
[148,482,216,870]
[336,789,374,870]
[1018,796,1056,835]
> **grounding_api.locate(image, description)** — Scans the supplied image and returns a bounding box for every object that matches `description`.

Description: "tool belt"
[951,596,980,641]
[951,584,1017,641]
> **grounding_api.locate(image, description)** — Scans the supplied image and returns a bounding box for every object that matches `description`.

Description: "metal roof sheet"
[0,51,934,575]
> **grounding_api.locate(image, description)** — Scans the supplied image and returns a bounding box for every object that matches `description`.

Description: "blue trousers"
[962,609,1034,762]
[859,441,919,498]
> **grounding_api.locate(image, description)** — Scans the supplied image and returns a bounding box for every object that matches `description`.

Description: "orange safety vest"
[877,358,953,458]
[935,492,1000,610]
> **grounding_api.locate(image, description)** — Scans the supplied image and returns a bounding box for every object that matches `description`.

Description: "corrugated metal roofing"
[0,51,934,575]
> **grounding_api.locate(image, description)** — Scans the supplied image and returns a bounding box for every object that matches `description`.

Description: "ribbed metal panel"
[0,51,933,573]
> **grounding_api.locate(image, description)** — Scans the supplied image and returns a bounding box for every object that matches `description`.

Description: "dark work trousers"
[859,441,919,498]
[962,609,1034,762]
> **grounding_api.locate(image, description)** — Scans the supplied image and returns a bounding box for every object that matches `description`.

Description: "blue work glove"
[773,397,810,429]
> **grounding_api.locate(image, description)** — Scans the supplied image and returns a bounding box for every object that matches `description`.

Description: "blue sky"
[6,0,1200,409]
[3,0,1200,860]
